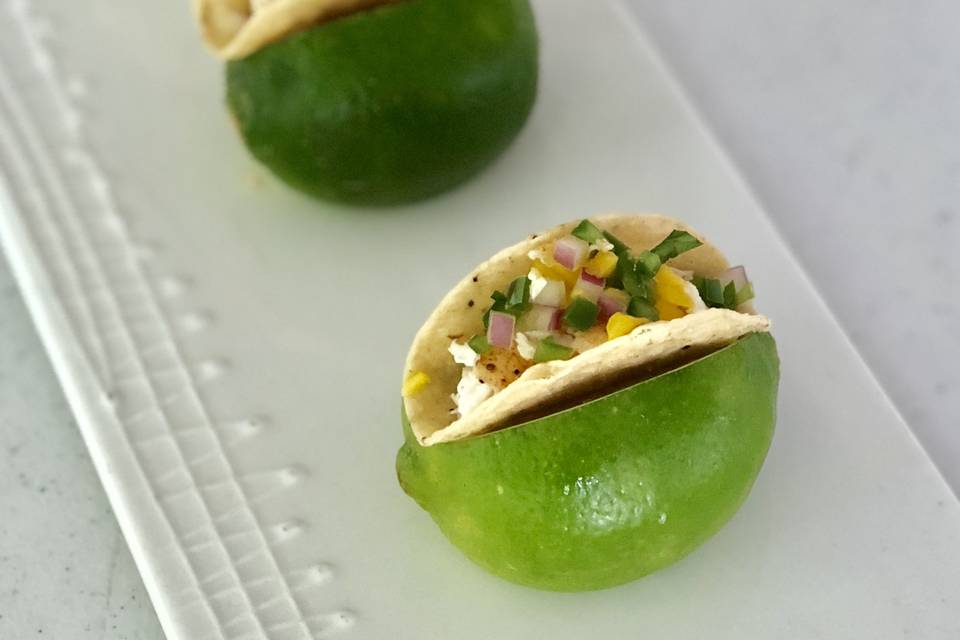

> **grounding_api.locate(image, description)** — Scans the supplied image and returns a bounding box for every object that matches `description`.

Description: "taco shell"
[195,0,402,59]
[403,213,769,446]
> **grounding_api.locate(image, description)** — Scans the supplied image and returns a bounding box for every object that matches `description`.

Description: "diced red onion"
[597,290,628,320]
[573,271,603,303]
[487,311,515,349]
[531,279,565,307]
[550,308,563,331]
[719,265,748,290]
[553,236,589,270]
[580,270,605,287]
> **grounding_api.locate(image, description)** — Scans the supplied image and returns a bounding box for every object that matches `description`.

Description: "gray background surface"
[1,1,957,637]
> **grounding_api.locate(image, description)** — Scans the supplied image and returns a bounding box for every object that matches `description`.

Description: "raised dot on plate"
[219,417,264,443]
[270,519,306,543]
[158,276,189,298]
[100,390,119,411]
[309,610,356,636]
[88,172,111,200]
[178,312,212,333]
[277,465,307,486]
[290,562,336,590]
[195,359,228,381]
[330,611,355,630]
[311,563,335,584]
[66,77,88,99]
[102,214,128,236]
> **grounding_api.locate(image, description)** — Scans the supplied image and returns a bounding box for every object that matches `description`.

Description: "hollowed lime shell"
[396,332,779,591]
[226,0,539,205]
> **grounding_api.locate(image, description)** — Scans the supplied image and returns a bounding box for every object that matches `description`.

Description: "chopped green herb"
[735,282,755,306]
[692,272,755,310]
[571,219,605,243]
[505,276,531,314]
[467,334,492,355]
[635,250,661,276]
[483,279,531,328]
[627,297,659,321]
[693,276,751,310]
[619,259,656,300]
[701,278,726,307]
[482,290,509,328]
[651,230,702,262]
[602,230,630,256]
[564,297,600,331]
[605,263,624,290]
[723,281,737,308]
[533,336,575,363]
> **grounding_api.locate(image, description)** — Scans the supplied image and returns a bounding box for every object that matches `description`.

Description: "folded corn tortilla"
[403,213,770,446]
[195,0,403,59]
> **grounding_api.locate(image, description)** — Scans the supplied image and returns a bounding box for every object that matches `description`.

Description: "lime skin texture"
[397,332,779,591]
[226,0,539,206]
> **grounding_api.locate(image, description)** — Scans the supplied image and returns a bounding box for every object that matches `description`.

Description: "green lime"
[226,0,538,206]
[396,332,779,591]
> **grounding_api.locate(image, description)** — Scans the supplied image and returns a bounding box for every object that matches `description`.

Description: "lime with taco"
[397,213,779,591]
[195,0,539,205]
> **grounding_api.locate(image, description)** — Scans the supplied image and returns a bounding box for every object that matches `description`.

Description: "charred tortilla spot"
[468,300,475,307]
[486,363,497,371]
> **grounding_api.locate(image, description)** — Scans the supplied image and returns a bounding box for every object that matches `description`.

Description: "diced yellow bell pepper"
[584,251,618,278]
[533,259,578,290]
[402,371,431,397]
[654,267,693,320]
[606,312,649,340]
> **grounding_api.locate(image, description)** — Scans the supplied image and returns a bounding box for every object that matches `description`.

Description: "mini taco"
[396,213,779,591]
[194,0,539,205]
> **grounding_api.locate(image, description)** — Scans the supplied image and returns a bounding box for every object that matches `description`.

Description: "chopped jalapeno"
[467,334,492,355]
[482,290,509,328]
[635,250,661,276]
[505,276,531,314]
[619,259,655,301]
[533,336,575,363]
[571,219,605,243]
[627,296,659,321]
[564,297,600,331]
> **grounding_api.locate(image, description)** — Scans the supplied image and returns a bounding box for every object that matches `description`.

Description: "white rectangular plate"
[1,0,958,638]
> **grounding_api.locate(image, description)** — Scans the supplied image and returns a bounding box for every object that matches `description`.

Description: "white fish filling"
[682,279,708,312]
[448,340,480,367]
[452,369,493,417]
